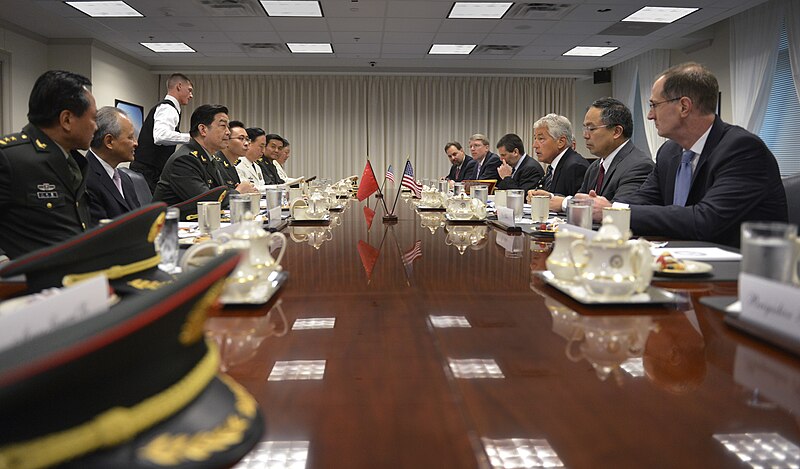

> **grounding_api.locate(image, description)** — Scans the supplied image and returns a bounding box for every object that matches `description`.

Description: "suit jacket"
[495,154,544,194]
[153,139,230,206]
[85,150,141,224]
[446,155,477,181]
[0,123,91,259]
[578,141,654,200]
[475,152,502,181]
[618,116,787,246]
[259,157,284,185]
[548,148,589,196]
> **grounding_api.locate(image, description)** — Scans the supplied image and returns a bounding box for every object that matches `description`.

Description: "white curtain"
[729,0,783,133]
[181,74,574,181]
[612,49,669,159]
[786,0,800,105]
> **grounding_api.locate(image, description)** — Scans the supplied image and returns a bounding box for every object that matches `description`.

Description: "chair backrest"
[118,167,153,205]
[782,173,800,231]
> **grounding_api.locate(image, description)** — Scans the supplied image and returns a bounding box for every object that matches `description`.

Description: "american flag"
[400,160,422,198]
[402,240,423,266]
[386,165,395,183]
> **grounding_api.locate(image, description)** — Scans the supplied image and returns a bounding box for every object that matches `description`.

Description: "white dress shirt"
[153,95,190,145]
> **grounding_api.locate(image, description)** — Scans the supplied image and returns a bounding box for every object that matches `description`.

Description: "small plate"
[445,213,486,223]
[539,271,681,305]
[654,260,713,277]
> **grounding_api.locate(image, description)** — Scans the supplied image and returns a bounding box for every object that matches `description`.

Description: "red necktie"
[455,165,461,180]
[595,162,605,193]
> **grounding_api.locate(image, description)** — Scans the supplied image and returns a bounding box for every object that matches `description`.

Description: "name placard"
[739,273,800,340]
[497,207,515,227]
[0,275,110,353]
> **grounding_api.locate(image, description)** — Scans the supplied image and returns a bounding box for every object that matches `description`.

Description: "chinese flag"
[357,160,379,201]
[357,240,380,280]
[363,205,376,230]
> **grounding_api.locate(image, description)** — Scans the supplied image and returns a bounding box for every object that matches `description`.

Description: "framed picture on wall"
[114,99,144,139]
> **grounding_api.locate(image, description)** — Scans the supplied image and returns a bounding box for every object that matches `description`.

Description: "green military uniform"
[213,150,242,191]
[0,123,91,259]
[257,156,284,185]
[152,139,232,206]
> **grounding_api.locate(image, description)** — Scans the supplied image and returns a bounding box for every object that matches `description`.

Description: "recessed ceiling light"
[562,46,618,57]
[260,1,322,17]
[140,42,195,53]
[448,2,513,19]
[65,1,143,17]
[287,43,333,53]
[622,6,699,23]
[429,44,476,55]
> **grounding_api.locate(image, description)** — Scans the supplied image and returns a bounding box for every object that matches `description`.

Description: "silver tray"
[539,271,682,305]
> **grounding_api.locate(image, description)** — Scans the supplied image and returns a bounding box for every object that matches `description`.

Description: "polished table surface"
[205,196,800,468]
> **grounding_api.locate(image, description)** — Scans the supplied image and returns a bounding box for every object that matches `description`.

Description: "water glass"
[530,195,549,223]
[266,188,282,211]
[438,179,450,194]
[507,189,524,222]
[602,206,631,236]
[741,222,800,284]
[567,198,593,230]
[454,182,465,196]
[472,185,488,203]
[157,207,180,272]
[229,194,253,224]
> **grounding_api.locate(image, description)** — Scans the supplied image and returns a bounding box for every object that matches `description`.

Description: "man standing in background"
[130,73,193,192]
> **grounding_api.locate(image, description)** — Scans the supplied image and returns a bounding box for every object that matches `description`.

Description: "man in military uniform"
[213,120,258,194]
[153,104,251,206]
[258,133,286,185]
[0,70,96,259]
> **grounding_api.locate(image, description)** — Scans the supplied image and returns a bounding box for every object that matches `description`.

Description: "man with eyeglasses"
[577,62,786,246]
[468,133,502,181]
[213,120,258,194]
[531,99,653,212]
[531,114,588,198]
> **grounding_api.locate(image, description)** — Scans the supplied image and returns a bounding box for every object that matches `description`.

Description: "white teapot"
[445,193,486,220]
[420,186,444,208]
[546,230,587,282]
[569,223,653,299]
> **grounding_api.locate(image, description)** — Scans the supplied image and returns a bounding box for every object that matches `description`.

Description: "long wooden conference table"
[200,196,800,469]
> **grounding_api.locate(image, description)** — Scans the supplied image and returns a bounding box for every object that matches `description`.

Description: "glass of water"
[507,189,524,222]
[157,207,180,273]
[741,222,799,284]
[567,198,594,230]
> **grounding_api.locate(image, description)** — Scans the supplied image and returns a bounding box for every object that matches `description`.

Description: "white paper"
[497,207,515,227]
[739,272,800,340]
[0,275,110,352]
[651,247,741,261]
[269,206,283,228]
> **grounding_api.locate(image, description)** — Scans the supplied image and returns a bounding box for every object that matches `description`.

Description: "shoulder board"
[222,160,230,167]
[234,159,242,166]
[0,132,30,148]
[189,150,199,157]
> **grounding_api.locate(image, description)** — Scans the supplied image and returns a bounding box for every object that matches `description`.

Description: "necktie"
[455,164,461,180]
[673,150,695,206]
[66,155,83,191]
[476,161,482,178]
[112,169,125,198]
[543,165,554,191]
[595,162,606,193]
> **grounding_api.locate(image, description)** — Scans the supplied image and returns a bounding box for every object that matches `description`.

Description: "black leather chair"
[783,173,800,232]
[119,167,153,206]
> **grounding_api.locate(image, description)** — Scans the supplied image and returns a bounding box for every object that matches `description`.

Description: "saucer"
[653,260,713,277]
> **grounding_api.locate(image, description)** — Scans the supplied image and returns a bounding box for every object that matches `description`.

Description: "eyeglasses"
[582,124,613,133]
[232,136,251,143]
[648,97,681,110]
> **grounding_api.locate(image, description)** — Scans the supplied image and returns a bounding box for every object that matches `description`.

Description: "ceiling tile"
[174,31,231,43]
[323,1,387,18]
[385,1,452,18]
[269,18,329,32]
[331,31,383,43]
[381,44,428,54]
[334,43,382,54]
[327,17,385,32]
[482,33,540,46]
[277,31,333,42]
[438,19,498,33]
[384,18,442,32]
[383,32,435,44]
[224,31,283,43]
[210,17,275,31]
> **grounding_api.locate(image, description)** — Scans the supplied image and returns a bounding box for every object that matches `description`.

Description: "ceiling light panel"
[261,1,322,17]
[287,42,333,53]
[449,2,513,19]
[562,46,617,57]
[65,1,143,17]
[622,6,699,24]
[140,42,195,53]
[429,44,476,55]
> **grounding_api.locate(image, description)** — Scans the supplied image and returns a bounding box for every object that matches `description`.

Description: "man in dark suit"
[0,70,96,259]
[581,62,787,246]
[154,104,249,206]
[531,98,654,212]
[444,141,477,181]
[85,106,142,224]
[469,133,502,181]
[494,133,544,194]
[533,114,588,197]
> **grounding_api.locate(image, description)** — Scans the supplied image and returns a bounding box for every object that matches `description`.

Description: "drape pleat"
[181,74,574,181]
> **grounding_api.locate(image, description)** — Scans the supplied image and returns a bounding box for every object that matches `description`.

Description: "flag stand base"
[382,214,398,224]
[375,193,383,199]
